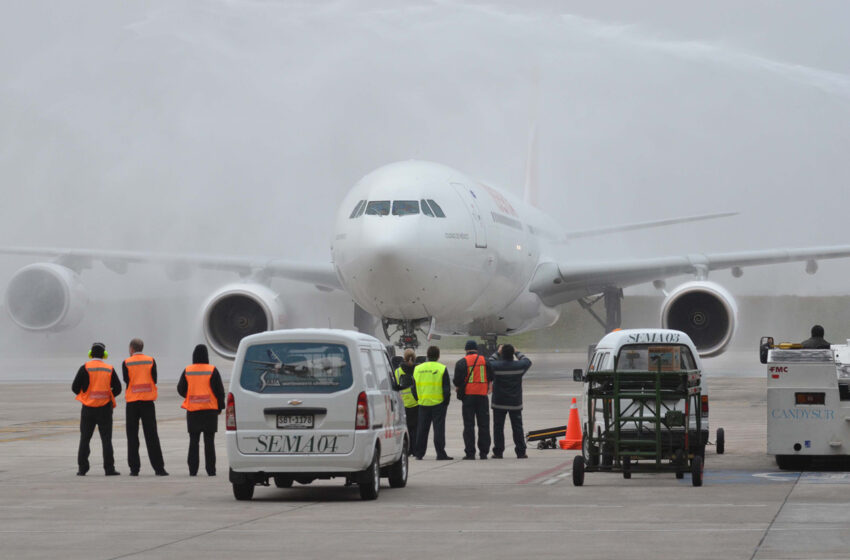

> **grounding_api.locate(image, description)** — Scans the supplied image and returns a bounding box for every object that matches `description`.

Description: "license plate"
[277,414,314,429]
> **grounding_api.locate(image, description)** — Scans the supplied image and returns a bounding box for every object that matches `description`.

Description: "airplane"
[4,158,850,360]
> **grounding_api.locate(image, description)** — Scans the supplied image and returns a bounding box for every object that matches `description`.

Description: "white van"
[226,329,409,501]
[575,329,719,460]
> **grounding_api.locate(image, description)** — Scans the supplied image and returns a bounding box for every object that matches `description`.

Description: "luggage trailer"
[763,339,850,470]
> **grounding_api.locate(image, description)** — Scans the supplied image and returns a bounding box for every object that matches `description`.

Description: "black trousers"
[461,395,491,457]
[188,431,216,475]
[414,403,448,458]
[78,404,114,473]
[126,401,165,473]
[492,408,526,456]
[404,405,418,454]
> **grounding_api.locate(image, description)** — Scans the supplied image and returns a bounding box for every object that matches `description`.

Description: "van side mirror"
[573,368,584,382]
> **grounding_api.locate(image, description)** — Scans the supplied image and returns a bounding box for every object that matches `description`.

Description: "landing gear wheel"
[691,454,703,487]
[716,428,725,455]
[273,475,293,488]
[359,447,380,500]
[232,481,255,501]
[572,455,585,486]
[388,440,409,488]
[623,456,632,479]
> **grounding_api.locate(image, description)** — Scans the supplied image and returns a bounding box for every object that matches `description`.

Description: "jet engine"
[202,284,284,359]
[660,281,737,357]
[4,263,88,331]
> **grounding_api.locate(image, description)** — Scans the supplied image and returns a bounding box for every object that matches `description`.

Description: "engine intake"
[661,281,737,357]
[4,263,88,331]
[202,284,284,359]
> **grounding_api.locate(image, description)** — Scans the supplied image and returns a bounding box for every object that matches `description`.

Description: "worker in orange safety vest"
[453,340,493,460]
[72,342,122,476]
[177,344,225,476]
[123,338,168,476]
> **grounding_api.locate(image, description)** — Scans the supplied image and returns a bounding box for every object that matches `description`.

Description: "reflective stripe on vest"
[413,361,446,406]
[181,364,218,411]
[464,353,488,396]
[124,354,157,402]
[394,367,418,408]
[77,360,116,408]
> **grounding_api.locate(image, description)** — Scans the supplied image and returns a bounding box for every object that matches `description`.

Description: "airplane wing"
[530,245,850,306]
[562,212,738,241]
[0,247,341,290]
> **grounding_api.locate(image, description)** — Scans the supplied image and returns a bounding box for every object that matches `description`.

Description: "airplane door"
[451,183,487,249]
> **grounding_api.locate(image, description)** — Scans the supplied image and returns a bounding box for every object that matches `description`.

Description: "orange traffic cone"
[559,397,582,450]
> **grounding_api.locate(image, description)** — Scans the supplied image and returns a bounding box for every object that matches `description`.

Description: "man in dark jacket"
[801,325,831,349]
[72,342,122,476]
[454,340,493,460]
[488,344,531,459]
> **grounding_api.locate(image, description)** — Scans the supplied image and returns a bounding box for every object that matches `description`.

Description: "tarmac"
[1,352,848,560]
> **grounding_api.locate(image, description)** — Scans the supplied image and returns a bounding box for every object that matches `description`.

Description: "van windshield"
[616,344,697,372]
[240,343,353,393]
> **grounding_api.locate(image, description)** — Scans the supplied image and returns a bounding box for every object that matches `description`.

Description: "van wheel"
[359,447,380,500]
[273,475,293,488]
[232,482,254,501]
[716,428,725,455]
[388,440,409,488]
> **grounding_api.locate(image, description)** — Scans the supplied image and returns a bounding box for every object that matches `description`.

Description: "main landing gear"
[579,287,623,333]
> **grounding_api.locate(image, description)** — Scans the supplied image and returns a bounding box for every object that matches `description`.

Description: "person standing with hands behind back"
[489,344,531,459]
[177,344,225,476]
[123,338,168,476]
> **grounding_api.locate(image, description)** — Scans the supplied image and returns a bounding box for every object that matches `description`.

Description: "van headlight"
[837,365,850,380]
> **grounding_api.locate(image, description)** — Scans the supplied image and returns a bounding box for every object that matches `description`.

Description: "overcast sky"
[2,0,849,301]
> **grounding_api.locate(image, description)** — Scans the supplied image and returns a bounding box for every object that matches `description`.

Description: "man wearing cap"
[123,338,168,476]
[72,342,122,476]
[453,340,493,460]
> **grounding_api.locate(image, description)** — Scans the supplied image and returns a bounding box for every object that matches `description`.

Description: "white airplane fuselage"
[332,161,561,337]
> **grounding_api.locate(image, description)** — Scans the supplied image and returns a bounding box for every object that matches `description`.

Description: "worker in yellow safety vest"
[72,342,122,476]
[177,344,225,476]
[412,345,453,461]
[123,338,168,476]
[393,348,419,455]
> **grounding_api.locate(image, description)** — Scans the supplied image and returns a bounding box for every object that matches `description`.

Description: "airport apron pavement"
[0,353,847,560]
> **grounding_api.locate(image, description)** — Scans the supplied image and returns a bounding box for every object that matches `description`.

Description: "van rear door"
[234,341,356,456]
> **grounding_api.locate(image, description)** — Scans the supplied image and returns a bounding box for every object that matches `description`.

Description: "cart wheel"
[537,441,545,450]
[691,454,703,487]
[674,448,685,479]
[716,428,725,455]
[572,455,585,486]
[623,456,631,479]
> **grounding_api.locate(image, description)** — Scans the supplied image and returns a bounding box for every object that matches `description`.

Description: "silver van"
[226,329,408,500]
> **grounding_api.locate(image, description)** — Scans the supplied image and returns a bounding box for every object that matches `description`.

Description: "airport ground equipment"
[572,354,704,486]
[762,337,850,470]
[526,425,566,449]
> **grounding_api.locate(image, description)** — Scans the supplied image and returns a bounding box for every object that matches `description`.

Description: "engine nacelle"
[202,284,285,359]
[661,281,737,357]
[4,263,88,331]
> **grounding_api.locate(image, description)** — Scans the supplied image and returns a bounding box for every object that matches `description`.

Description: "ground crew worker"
[122,338,168,476]
[489,344,532,459]
[453,340,493,460]
[177,344,225,476]
[801,324,831,349]
[412,345,453,460]
[72,342,122,476]
[394,348,418,455]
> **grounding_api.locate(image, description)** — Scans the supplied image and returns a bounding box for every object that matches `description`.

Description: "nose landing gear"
[382,318,431,350]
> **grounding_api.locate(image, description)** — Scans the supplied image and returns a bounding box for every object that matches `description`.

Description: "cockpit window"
[392,200,419,216]
[420,199,434,217]
[365,201,391,216]
[426,199,446,218]
[349,200,366,219]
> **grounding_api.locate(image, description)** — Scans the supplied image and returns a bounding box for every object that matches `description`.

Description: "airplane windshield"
[392,200,419,216]
[349,200,366,219]
[365,201,391,216]
[239,342,353,393]
[420,199,434,217]
[426,199,446,218]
